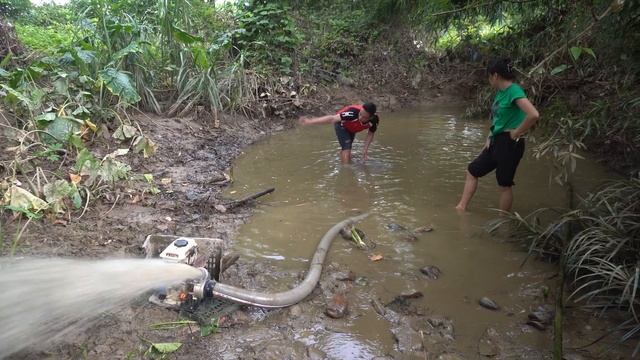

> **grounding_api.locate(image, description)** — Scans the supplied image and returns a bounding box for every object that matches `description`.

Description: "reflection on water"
[225,104,609,357]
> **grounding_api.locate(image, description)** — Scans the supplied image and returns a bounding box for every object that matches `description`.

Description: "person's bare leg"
[498,186,513,213]
[340,150,352,164]
[456,171,478,211]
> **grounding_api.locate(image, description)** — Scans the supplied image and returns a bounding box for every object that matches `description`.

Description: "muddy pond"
[224,103,609,358]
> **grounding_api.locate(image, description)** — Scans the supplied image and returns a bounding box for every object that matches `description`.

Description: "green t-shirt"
[490,83,527,137]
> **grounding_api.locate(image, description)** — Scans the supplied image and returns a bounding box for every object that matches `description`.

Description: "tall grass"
[491,177,640,356]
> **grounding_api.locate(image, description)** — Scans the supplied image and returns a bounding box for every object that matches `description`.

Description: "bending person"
[456,59,540,212]
[299,102,379,164]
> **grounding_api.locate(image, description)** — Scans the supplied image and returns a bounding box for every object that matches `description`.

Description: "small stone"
[214,204,227,213]
[479,297,500,311]
[336,271,356,282]
[385,223,407,232]
[232,310,250,325]
[413,226,434,234]
[325,294,349,319]
[420,265,442,280]
[528,304,554,324]
[526,320,546,331]
[404,233,419,242]
[289,305,302,318]
[400,291,423,299]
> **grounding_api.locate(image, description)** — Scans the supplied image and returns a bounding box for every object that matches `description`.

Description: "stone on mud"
[478,327,501,357]
[479,297,500,311]
[335,270,356,282]
[289,304,302,318]
[391,323,424,353]
[325,293,349,319]
[420,265,442,280]
[426,316,455,341]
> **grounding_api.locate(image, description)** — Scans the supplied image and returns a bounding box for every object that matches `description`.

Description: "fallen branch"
[222,187,275,211]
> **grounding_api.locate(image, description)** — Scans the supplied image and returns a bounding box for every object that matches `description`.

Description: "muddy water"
[225,104,609,357]
[0,258,201,359]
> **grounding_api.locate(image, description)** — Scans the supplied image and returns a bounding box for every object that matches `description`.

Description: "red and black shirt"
[336,104,379,134]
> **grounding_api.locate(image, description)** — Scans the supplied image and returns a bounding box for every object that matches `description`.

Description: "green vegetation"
[1,0,639,357]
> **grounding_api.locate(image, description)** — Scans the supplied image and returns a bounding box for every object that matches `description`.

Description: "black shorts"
[334,122,355,150]
[467,132,525,187]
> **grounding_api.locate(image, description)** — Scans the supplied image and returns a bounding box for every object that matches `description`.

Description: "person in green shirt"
[456,58,540,212]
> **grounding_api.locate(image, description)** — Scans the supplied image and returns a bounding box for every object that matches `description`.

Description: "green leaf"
[113,125,137,140]
[45,117,81,144]
[550,64,570,76]
[111,42,143,62]
[43,180,73,213]
[35,112,57,128]
[569,46,582,61]
[98,68,141,104]
[134,136,157,158]
[583,47,596,59]
[99,159,131,183]
[75,148,97,172]
[0,84,33,109]
[3,185,49,214]
[192,46,210,70]
[172,26,204,44]
[151,342,182,354]
[200,318,219,337]
[71,186,83,209]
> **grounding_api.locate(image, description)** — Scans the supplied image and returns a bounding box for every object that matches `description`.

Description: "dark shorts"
[467,132,525,187]
[334,122,355,150]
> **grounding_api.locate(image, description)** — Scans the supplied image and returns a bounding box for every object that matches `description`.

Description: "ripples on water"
[226,105,607,355]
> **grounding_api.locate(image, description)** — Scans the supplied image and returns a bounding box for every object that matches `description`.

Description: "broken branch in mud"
[219,187,275,211]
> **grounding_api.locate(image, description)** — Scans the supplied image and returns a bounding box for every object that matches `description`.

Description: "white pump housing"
[159,237,198,265]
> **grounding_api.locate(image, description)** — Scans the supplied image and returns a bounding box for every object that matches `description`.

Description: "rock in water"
[413,226,434,234]
[325,294,349,319]
[420,265,442,280]
[399,290,424,299]
[479,297,500,311]
[403,232,419,242]
[385,223,407,232]
[526,319,546,331]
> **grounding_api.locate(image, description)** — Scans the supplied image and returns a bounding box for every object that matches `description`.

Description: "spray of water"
[0,258,202,358]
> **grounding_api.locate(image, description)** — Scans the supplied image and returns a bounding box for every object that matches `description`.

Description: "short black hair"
[362,102,377,114]
[487,58,516,81]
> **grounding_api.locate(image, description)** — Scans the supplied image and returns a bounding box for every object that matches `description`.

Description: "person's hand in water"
[362,152,369,162]
[483,137,490,150]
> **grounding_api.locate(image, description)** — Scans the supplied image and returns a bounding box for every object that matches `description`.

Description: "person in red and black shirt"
[299,102,379,164]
